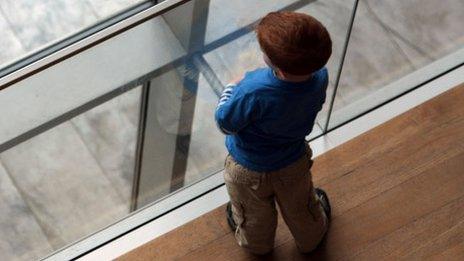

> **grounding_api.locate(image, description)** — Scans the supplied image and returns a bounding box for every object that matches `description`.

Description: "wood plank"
[181,151,464,260]
[351,196,464,260]
[312,83,464,186]
[276,151,464,260]
[118,207,229,261]
[119,205,294,261]
[403,220,464,260]
[427,242,464,261]
[174,208,296,261]
[325,115,464,217]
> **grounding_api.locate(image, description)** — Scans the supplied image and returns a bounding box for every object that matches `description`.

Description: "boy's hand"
[217,83,236,110]
[216,74,243,110]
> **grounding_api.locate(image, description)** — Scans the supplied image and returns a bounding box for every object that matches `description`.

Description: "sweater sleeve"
[215,83,257,135]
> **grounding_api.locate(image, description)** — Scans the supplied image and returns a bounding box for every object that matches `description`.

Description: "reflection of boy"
[215,11,332,254]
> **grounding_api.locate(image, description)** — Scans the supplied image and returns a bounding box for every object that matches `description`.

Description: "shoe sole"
[315,188,331,220]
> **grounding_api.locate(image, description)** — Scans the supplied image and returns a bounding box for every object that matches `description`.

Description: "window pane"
[0,0,146,69]
[0,87,141,260]
[329,0,464,129]
[203,0,357,138]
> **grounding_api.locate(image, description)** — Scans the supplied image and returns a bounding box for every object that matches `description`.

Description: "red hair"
[257,11,332,75]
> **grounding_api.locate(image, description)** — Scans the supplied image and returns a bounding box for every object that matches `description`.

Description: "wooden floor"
[118,83,464,261]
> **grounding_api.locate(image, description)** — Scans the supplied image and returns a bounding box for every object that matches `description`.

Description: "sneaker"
[315,188,331,220]
[226,202,237,231]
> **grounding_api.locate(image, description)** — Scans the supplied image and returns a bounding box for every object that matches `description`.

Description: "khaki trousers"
[224,146,328,254]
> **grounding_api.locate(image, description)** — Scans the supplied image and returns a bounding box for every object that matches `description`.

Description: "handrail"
[0,0,193,91]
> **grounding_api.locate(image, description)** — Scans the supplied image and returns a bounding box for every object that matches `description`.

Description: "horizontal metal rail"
[0,0,193,91]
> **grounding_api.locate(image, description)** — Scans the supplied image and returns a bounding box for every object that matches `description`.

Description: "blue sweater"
[215,67,328,172]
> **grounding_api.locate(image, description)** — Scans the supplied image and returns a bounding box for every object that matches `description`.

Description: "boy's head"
[256,11,332,76]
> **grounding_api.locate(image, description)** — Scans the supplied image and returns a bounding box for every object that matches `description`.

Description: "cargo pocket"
[224,157,260,188]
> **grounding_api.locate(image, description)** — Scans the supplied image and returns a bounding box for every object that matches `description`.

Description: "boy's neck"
[275,70,312,83]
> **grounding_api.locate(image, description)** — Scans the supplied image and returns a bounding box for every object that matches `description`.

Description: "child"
[215,11,332,255]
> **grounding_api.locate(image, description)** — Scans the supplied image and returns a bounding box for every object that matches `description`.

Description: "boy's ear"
[263,54,275,69]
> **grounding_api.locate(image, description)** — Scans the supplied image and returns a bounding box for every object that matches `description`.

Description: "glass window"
[328,0,464,129]
[0,87,141,260]
[203,0,357,139]
[0,0,147,69]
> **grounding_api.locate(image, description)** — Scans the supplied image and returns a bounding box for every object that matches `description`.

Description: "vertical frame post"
[130,81,151,211]
[323,0,359,133]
